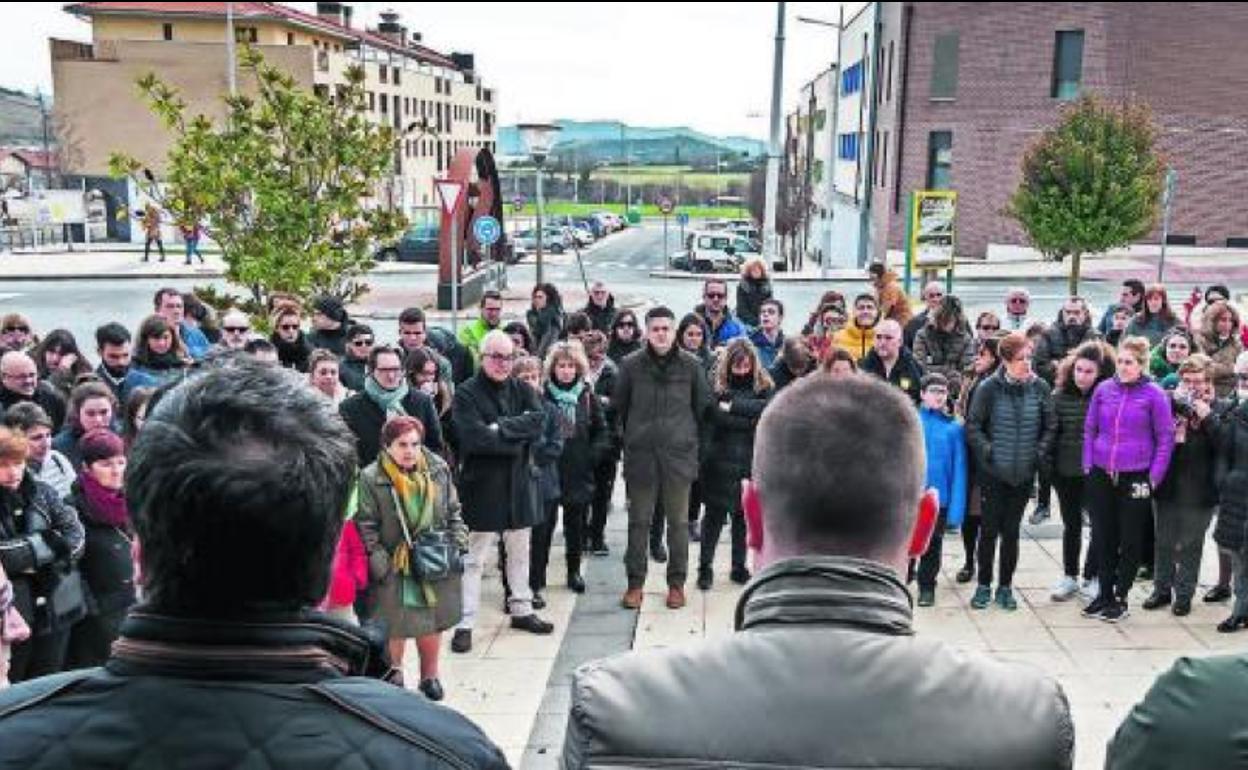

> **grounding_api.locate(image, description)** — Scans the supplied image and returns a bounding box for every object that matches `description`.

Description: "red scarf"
[79,472,130,528]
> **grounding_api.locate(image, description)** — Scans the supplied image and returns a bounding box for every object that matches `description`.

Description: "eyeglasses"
[978,325,1000,332]
[705,293,726,300]
[2,372,36,380]
[1008,297,1028,305]
[2,326,29,334]
[279,324,300,331]
[223,326,249,334]
[483,353,515,363]
[617,322,636,329]
[351,338,374,347]
[926,292,945,300]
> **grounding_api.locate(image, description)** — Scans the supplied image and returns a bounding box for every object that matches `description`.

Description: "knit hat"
[78,429,125,467]
[312,296,348,325]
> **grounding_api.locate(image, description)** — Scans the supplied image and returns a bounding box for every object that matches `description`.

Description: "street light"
[517,122,562,284]
[797,10,843,279]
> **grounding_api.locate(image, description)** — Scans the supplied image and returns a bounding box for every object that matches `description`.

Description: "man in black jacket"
[582,281,618,334]
[860,320,925,405]
[0,351,66,432]
[563,374,1073,769]
[450,330,555,654]
[1034,297,1101,386]
[338,346,442,466]
[0,362,508,770]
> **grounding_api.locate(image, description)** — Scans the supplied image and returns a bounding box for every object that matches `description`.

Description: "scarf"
[80,472,130,528]
[546,379,585,423]
[380,449,439,607]
[364,377,409,416]
[138,350,184,371]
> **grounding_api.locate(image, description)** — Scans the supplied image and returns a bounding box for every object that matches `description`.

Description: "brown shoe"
[666,586,686,610]
[621,588,644,610]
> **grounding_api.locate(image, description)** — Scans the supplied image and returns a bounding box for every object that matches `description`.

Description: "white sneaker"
[1079,579,1100,603]
[1051,576,1079,602]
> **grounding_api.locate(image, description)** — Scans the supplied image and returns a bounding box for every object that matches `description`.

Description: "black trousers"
[530,500,590,591]
[8,629,70,684]
[976,479,1032,588]
[1053,474,1097,580]
[588,459,617,546]
[917,511,950,590]
[698,504,746,573]
[143,237,165,261]
[1087,468,1152,603]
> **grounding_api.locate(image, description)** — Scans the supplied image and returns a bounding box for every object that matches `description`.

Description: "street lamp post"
[763,3,786,271]
[517,122,562,285]
[797,10,843,279]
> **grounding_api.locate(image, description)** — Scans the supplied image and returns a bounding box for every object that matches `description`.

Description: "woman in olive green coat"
[356,415,468,702]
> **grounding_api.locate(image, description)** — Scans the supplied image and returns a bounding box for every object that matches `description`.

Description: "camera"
[1172,391,1196,418]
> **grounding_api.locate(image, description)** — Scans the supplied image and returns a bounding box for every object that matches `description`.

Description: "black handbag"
[40,564,87,630]
[391,490,463,583]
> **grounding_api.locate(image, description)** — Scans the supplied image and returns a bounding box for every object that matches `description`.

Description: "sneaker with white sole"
[1079,578,1100,603]
[1051,576,1079,602]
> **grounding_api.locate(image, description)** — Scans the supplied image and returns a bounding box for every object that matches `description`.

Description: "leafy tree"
[110,47,406,316]
[1007,96,1164,295]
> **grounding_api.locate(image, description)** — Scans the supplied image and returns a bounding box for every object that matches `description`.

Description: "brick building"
[823,2,1248,265]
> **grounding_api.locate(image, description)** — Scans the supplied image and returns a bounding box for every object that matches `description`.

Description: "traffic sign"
[676,212,690,226]
[658,196,674,215]
[435,179,466,216]
[512,195,526,213]
[473,215,501,246]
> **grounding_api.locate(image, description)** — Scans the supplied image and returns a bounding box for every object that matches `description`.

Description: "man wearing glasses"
[338,345,442,467]
[696,280,745,350]
[0,351,66,432]
[338,325,374,393]
[1003,288,1036,332]
[904,282,946,351]
[459,291,506,365]
[451,330,556,653]
[216,310,253,353]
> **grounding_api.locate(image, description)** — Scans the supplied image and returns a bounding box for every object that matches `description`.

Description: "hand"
[1193,399,1212,421]
[42,530,71,560]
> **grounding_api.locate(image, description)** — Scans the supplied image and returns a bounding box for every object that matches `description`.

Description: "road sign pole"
[664,214,670,271]
[451,213,459,336]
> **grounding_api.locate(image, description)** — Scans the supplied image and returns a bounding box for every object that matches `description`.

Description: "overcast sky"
[0,1,861,139]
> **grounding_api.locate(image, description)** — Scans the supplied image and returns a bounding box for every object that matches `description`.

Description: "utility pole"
[226,2,237,96]
[763,3,786,269]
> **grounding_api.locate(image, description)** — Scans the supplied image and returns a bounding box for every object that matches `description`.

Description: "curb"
[645,270,1105,284]
[0,265,441,283]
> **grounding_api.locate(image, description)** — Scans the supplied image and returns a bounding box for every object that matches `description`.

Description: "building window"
[838,133,859,161]
[393,66,401,86]
[1052,30,1084,100]
[926,131,953,189]
[162,23,173,41]
[367,92,375,111]
[380,65,387,84]
[287,33,295,45]
[380,95,388,115]
[235,26,258,44]
[930,32,959,99]
[841,61,863,95]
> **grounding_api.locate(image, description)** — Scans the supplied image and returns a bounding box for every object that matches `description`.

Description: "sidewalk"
[0,249,438,281]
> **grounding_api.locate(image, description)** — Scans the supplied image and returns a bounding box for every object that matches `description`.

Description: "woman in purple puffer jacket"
[1082,336,1175,623]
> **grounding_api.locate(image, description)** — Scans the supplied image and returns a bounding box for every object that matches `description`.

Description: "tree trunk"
[1068,252,1082,296]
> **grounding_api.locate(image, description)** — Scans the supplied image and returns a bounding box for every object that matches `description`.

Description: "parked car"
[571,223,595,246]
[376,223,439,263]
[575,217,606,239]
[684,231,746,273]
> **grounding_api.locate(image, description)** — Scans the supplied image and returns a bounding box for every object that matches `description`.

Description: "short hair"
[481,329,514,355]
[68,382,118,427]
[998,332,1030,363]
[1178,353,1212,378]
[0,313,31,334]
[867,262,886,277]
[511,355,542,380]
[96,322,132,350]
[581,330,608,357]
[1119,336,1152,366]
[307,349,339,372]
[645,306,675,324]
[755,375,923,559]
[1123,279,1146,296]
[1206,284,1231,304]
[381,414,425,448]
[0,426,28,465]
[2,402,52,432]
[346,324,374,340]
[761,298,785,317]
[501,322,534,354]
[1006,287,1031,301]
[126,362,357,616]
[153,287,181,310]
[398,307,426,326]
[853,293,878,308]
[565,312,593,338]
[367,344,404,372]
[480,290,503,308]
[703,278,728,295]
[921,373,949,392]
[243,339,277,356]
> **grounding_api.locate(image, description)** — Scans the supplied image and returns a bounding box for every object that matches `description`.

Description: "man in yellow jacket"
[834,294,881,363]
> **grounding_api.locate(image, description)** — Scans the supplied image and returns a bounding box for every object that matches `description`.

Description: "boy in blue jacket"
[915,373,968,607]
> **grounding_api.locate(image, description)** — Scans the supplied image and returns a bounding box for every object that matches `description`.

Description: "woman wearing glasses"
[607,310,642,364]
[269,305,313,373]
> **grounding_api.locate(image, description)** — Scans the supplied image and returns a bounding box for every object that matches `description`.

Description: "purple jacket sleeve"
[1148,385,1176,489]
[1082,385,1102,474]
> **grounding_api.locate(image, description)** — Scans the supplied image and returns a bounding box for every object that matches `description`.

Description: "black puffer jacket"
[967,370,1058,488]
[0,611,508,769]
[1034,322,1101,385]
[66,482,136,618]
[1050,387,1093,478]
[700,378,772,512]
[338,389,443,468]
[1155,400,1219,508]
[0,472,86,636]
[583,296,618,334]
[271,333,313,373]
[306,327,350,358]
[1214,398,1248,551]
[545,380,608,506]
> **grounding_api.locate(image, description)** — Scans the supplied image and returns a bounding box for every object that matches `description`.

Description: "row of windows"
[930,29,1084,100]
[399,140,497,173]
[838,133,860,161]
[841,62,864,95]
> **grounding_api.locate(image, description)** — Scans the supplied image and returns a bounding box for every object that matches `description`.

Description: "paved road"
[0,222,1122,350]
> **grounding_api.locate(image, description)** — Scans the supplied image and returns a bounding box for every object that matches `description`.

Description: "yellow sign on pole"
[908,190,957,271]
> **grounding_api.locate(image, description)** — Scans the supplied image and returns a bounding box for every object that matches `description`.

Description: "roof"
[63,2,462,70]
[0,149,57,170]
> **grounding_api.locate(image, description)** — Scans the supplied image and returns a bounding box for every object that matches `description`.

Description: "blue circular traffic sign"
[677,212,690,226]
[473,215,501,246]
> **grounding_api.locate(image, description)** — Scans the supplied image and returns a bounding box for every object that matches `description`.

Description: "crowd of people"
[0,253,1243,766]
